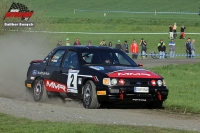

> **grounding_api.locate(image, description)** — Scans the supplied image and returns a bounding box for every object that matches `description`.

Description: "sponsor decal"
[118,73,150,76]
[32,70,37,75]
[97,91,106,95]
[26,83,32,88]
[110,66,134,69]
[44,79,67,92]
[37,71,50,76]
[89,66,104,70]
[30,76,35,80]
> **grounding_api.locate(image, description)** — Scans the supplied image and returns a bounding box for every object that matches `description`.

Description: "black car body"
[25,46,168,109]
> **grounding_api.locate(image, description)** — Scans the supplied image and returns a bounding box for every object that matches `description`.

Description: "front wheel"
[33,77,49,102]
[83,80,100,109]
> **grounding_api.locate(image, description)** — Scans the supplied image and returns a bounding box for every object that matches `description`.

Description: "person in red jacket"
[130,39,139,59]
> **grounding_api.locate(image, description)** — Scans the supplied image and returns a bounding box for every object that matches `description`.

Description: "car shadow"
[100,103,165,109]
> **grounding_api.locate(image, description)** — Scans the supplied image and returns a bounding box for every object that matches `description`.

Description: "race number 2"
[67,70,79,93]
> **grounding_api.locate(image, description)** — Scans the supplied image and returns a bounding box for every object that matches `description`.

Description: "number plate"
[134,87,149,93]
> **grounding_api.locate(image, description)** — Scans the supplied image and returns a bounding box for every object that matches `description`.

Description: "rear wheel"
[83,80,100,109]
[33,77,49,102]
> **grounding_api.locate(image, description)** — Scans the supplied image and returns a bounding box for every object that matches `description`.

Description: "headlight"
[111,78,118,85]
[157,80,162,86]
[103,78,110,85]
[163,80,166,86]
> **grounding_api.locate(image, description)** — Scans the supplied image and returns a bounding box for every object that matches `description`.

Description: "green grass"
[0,113,197,133]
[149,62,200,114]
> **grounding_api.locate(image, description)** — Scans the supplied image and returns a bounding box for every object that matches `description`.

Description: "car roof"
[55,46,118,51]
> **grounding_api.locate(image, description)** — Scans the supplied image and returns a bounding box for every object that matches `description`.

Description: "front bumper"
[25,79,34,89]
[97,86,168,103]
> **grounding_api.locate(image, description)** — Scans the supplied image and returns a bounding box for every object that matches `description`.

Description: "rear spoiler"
[30,60,43,65]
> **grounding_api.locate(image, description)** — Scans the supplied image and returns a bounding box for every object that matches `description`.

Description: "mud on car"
[25,46,169,109]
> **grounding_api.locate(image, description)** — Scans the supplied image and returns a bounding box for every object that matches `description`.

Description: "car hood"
[88,66,162,79]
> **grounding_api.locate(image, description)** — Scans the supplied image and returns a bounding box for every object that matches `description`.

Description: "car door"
[57,50,80,94]
[41,49,66,82]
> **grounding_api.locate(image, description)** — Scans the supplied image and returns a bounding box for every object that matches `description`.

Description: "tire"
[82,80,100,109]
[145,101,163,109]
[33,77,49,102]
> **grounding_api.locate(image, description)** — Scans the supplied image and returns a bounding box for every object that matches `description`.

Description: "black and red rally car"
[25,46,168,109]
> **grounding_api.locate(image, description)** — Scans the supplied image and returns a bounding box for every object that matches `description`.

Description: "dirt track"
[0,33,200,132]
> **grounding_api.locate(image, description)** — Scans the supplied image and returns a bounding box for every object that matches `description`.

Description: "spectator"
[180,25,186,39]
[169,24,173,39]
[130,39,139,59]
[108,42,112,47]
[66,38,70,46]
[100,39,107,46]
[173,23,177,39]
[169,39,176,58]
[139,38,147,59]
[87,40,92,46]
[185,38,192,58]
[74,38,81,45]
[191,39,196,58]
[56,40,62,47]
[157,39,166,59]
[122,40,129,53]
[115,40,122,50]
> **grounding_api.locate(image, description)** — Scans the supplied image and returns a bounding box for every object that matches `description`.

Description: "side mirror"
[138,63,143,67]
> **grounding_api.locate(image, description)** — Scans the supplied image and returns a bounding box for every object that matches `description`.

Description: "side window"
[82,52,93,64]
[116,53,130,65]
[62,51,79,69]
[49,50,66,67]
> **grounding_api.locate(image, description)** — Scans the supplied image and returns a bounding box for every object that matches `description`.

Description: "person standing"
[122,40,129,53]
[130,39,139,59]
[157,39,166,59]
[66,38,70,46]
[185,38,192,58]
[56,40,62,47]
[191,39,196,58]
[168,39,176,58]
[173,23,177,39]
[74,38,81,45]
[100,39,107,46]
[108,42,112,47]
[115,40,122,50]
[180,25,186,39]
[169,24,173,39]
[87,40,92,46]
[139,38,147,59]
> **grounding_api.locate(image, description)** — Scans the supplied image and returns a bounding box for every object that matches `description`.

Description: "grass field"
[1,0,200,55]
[149,62,200,114]
[0,113,197,133]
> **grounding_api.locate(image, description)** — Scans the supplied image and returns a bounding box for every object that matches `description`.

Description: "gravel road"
[0,33,200,132]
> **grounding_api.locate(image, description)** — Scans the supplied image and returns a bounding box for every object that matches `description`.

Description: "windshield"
[80,49,138,66]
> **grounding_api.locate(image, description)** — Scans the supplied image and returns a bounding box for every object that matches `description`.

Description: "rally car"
[25,46,168,109]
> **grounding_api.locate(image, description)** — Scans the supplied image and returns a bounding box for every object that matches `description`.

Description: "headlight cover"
[157,80,163,86]
[111,78,118,85]
[103,78,110,85]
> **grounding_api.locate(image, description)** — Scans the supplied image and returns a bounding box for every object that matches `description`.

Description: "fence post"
[155,10,156,15]
[74,9,75,14]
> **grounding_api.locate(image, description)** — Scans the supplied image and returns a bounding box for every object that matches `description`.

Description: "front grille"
[129,81,149,86]
[126,79,150,86]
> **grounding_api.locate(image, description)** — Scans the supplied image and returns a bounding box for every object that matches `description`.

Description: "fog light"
[119,79,125,85]
[163,80,166,86]
[151,80,156,86]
